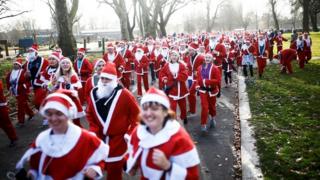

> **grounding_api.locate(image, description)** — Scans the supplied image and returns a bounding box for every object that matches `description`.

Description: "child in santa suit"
[16,89,109,179]
[6,58,34,127]
[195,53,221,132]
[0,80,18,147]
[159,50,189,124]
[126,87,200,179]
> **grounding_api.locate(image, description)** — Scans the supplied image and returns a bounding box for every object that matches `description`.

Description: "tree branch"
[0,10,29,20]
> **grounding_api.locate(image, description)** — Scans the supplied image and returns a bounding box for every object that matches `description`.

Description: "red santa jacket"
[73,58,93,83]
[126,120,200,179]
[187,53,205,80]
[86,86,140,162]
[16,123,109,179]
[196,63,221,97]
[34,66,58,91]
[84,74,100,101]
[279,49,297,65]
[0,80,8,107]
[134,55,149,75]
[54,74,82,91]
[159,62,189,99]
[154,52,166,73]
[254,39,269,59]
[275,35,288,47]
[144,45,156,63]
[303,37,312,51]
[207,43,227,67]
[103,52,125,78]
[26,57,49,88]
[6,69,29,96]
[119,48,135,73]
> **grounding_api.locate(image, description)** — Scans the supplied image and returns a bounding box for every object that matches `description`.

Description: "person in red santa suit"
[303,32,312,62]
[0,80,18,147]
[37,52,60,93]
[86,62,140,180]
[186,42,205,115]
[241,39,256,78]
[6,58,34,127]
[267,30,276,61]
[103,43,125,81]
[74,48,93,105]
[16,89,109,179]
[254,34,269,78]
[25,44,48,110]
[126,87,200,179]
[223,44,237,87]
[85,59,106,102]
[51,57,84,127]
[274,48,297,74]
[274,31,288,53]
[159,50,189,125]
[116,41,135,89]
[134,44,150,98]
[196,53,221,132]
[295,35,307,69]
[144,39,157,84]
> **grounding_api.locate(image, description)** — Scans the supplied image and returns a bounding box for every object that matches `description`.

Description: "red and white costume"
[196,63,221,126]
[303,34,312,61]
[126,120,200,179]
[86,63,140,180]
[275,48,297,74]
[16,122,109,179]
[74,48,93,105]
[275,34,288,53]
[134,45,150,96]
[160,60,189,121]
[118,46,135,89]
[254,37,269,77]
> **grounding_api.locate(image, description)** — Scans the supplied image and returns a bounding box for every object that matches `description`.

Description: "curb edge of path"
[238,74,263,180]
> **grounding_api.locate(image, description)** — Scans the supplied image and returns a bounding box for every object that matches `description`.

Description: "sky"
[0,0,292,32]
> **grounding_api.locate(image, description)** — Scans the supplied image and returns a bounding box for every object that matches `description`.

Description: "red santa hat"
[106,43,114,49]
[141,87,170,109]
[40,89,85,119]
[188,42,199,50]
[14,58,23,67]
[92,58,106,70]
[136,44,144,52]
[100,62,117,81]
[28,44,39,52]
[49,52,61,61]
[78,48,86,55]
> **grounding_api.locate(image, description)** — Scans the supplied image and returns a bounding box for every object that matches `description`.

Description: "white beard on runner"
[108,53,115,62]
[96,80,118,99]
[135,52,143,61]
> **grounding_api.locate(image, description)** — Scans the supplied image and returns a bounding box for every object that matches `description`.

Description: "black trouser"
[149,63,156,81]
[243,65,253,77]
[224,71,232,84]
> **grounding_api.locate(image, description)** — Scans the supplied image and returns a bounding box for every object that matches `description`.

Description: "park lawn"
[282,32,320,57]
[246,59,320,179]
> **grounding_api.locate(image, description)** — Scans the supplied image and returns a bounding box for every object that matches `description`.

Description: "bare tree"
[0,0,29,20]
[242,12,252,30]
[269,0,279,30]
[309,0,319,31]
[54,0,77,57]
[138,0,158,38]
[299,0,310,32]
[205,0,224,32]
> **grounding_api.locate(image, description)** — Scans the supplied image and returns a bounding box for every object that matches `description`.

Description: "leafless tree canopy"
[0,0,29,20]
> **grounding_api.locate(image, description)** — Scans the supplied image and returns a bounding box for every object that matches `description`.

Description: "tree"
[205,0,224,32]
[309,0,320,32]
[242,12,252,30]
[300,0,310,32]
[269,0,279,30]
[0,0,29,20]
[54,0,77,57]
[138,0,158,38]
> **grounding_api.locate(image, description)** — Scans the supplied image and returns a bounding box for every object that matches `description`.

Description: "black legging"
[149,63,156,81]
[224,71,232,84]
[243,65,253,77]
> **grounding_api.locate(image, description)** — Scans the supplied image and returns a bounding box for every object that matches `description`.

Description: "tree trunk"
[206,0,211,32]
[159,22,167,37]
[310,11,319,32]
[55,0,76,58]
[302,0,310,32]
[119,12,129,40]
[270,0,279,30]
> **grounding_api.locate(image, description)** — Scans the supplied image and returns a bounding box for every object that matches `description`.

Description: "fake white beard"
[147,45,154,53]
[108,53,115,61]
[135,52,143,61]
[116,47,123,53]
[169,62,179,75]
[10,69,19,81]
[258,39,265,47]
[96,80,117,99]
[154,49,160,57]
[27,52,36,61]
[209,40,217,48]
[161,49,168,57]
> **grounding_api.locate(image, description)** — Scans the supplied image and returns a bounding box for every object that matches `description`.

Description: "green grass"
[282,32,320,57]
[246,60,320,179]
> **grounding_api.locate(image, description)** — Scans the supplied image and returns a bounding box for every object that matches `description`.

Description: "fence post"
[102,38,105,56]
[84,39,86,50]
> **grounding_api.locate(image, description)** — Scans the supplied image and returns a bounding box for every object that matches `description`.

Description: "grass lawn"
[246,59,320,179]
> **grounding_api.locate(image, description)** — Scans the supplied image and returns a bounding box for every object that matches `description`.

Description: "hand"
[27,170,35,180]
[163,79,168,84]
[83,167,97,179]
[125,58,129,62]
[152,149,171,170]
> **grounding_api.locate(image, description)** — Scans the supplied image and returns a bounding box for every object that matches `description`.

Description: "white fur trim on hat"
[141,93,170,109]
[100,73,117,81]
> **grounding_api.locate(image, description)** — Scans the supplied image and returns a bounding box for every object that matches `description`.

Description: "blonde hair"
[54,58,78,83]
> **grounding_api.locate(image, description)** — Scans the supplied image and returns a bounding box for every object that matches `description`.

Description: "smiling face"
[141,102,168,134]
[60,60,71,71]
[45,108,69,134]
[48,57,59,67]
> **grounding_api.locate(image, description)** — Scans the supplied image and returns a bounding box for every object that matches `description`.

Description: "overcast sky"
[0,0,291,32]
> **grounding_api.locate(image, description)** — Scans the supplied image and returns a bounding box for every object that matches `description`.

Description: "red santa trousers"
[277,45,283,53]
[188,83,197,114]
[199,93,217,125]
[257,57,267,76]
[33,88,47,110]
[137,74,149,96]
[121,73,131,90]
[305,50,312,61]
[297,52,306,69]
[77,82,86,105]
[282,61,293,74]
[105,159,125,180]
[169,97,187,120]
[17,95,34,123]
[0,106,18,141]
